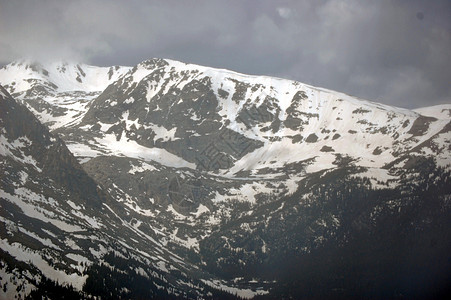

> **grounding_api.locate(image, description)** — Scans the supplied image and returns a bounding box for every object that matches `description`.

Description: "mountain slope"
[1,58,451,298]
[69,58,451,297]
[0,84,107,297]
[70,58,450,175]
[57,58,450,222]
[0,86,253,299]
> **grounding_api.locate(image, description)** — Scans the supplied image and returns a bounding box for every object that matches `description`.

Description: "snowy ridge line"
[0,59,131,93]
[1,57,449,118]
[2,57,450,175]
[142,58,421,117]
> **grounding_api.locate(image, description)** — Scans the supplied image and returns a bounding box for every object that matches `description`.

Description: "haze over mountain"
[1,58,450,299]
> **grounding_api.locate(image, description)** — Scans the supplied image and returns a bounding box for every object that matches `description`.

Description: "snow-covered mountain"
[76,58,450,173]
[1,58,450,299]
[0,60,131,130]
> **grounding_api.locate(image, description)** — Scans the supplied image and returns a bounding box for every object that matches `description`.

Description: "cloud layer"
[1,0,450,108]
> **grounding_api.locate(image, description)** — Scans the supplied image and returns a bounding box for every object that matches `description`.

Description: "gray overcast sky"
[1,0,450,109]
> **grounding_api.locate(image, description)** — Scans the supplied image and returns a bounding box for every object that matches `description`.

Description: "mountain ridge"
[2,58,449,110]
[68,58,450,174]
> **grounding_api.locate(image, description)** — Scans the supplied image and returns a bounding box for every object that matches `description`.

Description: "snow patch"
[128,161,157,174]
[201,279,269,299]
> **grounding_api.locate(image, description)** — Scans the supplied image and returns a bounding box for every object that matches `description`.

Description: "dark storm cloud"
[0,0,450,108]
